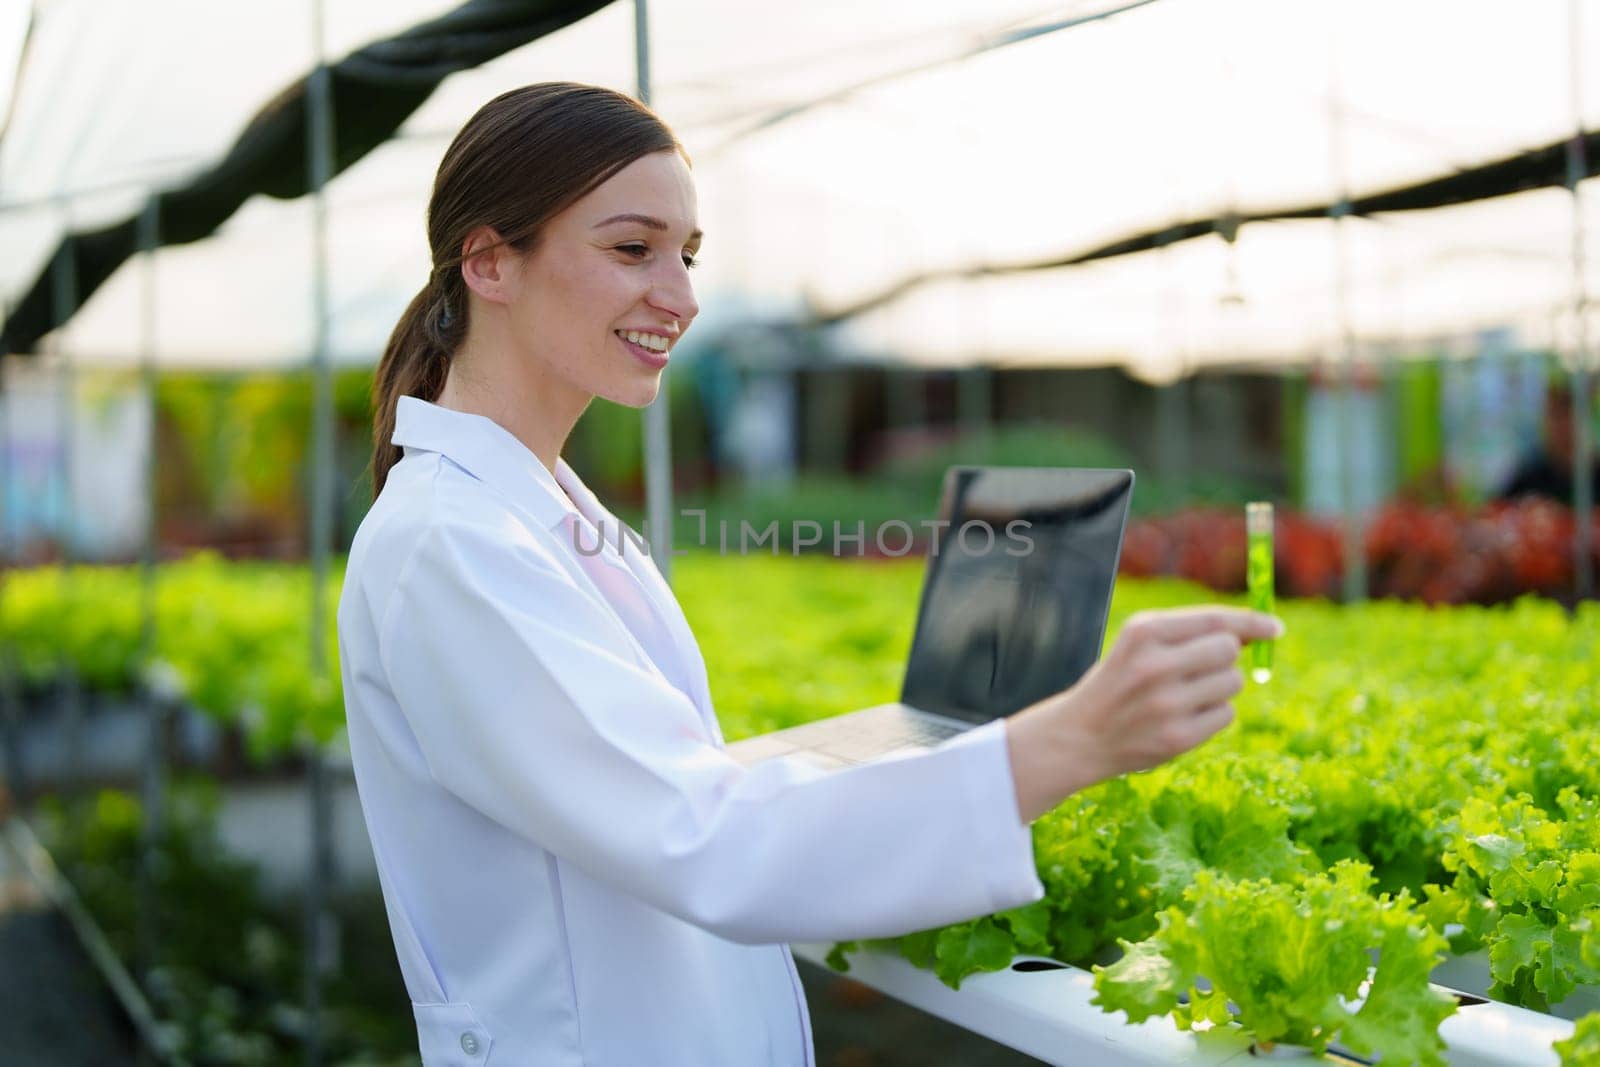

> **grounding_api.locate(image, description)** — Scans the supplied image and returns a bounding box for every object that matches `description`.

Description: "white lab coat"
[336,396,1045,1066]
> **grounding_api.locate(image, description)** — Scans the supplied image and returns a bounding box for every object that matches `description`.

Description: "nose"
[647,260,699,328]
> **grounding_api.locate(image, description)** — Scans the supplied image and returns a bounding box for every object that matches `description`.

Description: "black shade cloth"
[816,129,1600,325]
[1,0,610,355]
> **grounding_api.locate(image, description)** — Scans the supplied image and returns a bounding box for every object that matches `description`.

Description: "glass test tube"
[1246,501,1275,683]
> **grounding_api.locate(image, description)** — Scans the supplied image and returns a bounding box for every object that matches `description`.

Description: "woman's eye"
[617,243,698,269]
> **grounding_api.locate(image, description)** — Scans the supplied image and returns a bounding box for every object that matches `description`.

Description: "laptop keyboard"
[784,711,969,763]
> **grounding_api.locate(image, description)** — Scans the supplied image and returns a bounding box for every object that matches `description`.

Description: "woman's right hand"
[1004,606,1284,823]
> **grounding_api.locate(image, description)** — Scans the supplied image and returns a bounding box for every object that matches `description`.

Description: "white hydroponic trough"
[789,943,1578,1066]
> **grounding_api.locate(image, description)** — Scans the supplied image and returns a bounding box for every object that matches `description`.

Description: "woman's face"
[496,149,701,409]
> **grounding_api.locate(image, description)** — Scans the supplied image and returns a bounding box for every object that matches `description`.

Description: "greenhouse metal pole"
[1568,0,1594,601]
[887,219,929,436]
[886,366,925,431]
[1328,32,1366,603]
[1331,216,1366,603]
[1155,234,1190,500]
[635,0,676,580]
[0,325,22,807]
[958,236,992,443]
[51,235,88,791]
[1155,384,1190,501]
[134,196,168,994]
[958,366,991,440]
[304,3,340,1063]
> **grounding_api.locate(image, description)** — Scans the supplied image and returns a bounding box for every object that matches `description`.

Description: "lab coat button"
[459,1031,481,1056]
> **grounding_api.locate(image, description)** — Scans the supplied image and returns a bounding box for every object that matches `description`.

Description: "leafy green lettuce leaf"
[1093,862,1453,1064]
[1556,1013,1600,1067]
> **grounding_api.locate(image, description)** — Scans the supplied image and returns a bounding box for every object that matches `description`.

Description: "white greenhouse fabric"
[1,0,1596,374]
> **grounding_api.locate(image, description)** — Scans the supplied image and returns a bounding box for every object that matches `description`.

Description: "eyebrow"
[594,213,703,242]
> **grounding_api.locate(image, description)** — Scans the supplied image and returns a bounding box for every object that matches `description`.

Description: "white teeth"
[621,330,670,352]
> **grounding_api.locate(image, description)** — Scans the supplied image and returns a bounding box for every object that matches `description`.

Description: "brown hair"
[370,82,684,497]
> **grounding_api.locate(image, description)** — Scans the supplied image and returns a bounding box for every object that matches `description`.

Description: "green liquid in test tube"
[1246,502,1274,683]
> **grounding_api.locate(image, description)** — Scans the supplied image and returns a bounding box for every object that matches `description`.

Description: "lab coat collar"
[392,395,584,533]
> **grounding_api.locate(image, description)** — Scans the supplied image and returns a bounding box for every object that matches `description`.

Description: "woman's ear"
[459,225,518,306]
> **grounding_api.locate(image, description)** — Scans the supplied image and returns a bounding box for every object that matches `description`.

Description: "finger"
[1169,666,1245,712]
[1171,702,1237,751]
[1135,606,1284,645]
[1166,631,1244,678]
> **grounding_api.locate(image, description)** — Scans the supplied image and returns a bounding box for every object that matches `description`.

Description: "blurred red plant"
[1120,499,1600,605]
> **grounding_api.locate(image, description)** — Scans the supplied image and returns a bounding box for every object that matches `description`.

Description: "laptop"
[725,466,1136,770]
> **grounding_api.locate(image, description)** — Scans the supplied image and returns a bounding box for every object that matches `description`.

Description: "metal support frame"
[134,196,167,1000]
[958,366,992,440]
[303,5,341,1062]
[1156,236,1192,502]
[886,366,927,432]
[4,817,190,1065]
[1327,28,1367,604]
[50,231,88,798]
[635,0,677,578]
[1568,0,1594,601]
[0,304,22,804]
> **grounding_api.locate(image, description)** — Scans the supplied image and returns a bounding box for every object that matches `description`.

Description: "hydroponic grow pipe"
[787,941,1577,1066]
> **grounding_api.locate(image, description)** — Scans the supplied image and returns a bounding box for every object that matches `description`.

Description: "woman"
[337,82,1280,1066]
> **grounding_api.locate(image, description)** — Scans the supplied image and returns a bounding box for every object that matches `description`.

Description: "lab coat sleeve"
[378,517,1044,945]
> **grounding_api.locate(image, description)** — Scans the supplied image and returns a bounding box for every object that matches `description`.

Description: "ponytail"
[370,272,463,497]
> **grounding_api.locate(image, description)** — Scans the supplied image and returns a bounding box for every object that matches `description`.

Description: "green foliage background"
[5,555,1599,1062]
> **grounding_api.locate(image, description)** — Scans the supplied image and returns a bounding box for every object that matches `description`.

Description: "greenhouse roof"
[1,0,1597,376]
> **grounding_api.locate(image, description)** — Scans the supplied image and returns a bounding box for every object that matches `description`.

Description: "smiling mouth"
[615,329,671,353]
[616,330,671,368]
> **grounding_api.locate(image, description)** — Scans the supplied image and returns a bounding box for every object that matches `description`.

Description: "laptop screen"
[898,466,1135,724]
